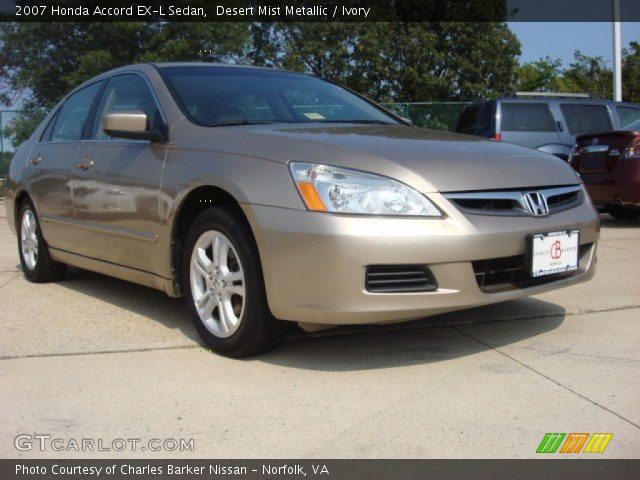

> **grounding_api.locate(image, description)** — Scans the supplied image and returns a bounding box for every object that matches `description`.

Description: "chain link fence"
[0,102,470,198]
[382,102,471,130]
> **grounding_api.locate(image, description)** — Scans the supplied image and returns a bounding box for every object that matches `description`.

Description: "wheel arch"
[13,188,34,229]
[168,185,261,297]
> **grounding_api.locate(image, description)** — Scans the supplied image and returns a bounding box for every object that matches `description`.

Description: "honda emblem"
[523,191,549,216]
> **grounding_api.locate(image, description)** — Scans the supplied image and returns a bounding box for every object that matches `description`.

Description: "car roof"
[65,62,313,100]
[479,97,638,107]
[150,62,277,71]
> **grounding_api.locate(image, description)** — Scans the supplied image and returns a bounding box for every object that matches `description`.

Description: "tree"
[622,41,640,103]
[515,56,563,92]
[514,48,639,102]
[559,52,613,99]
[247,23,280,67]
[0,22,251,146]
[275,23,359,84]
[0,22,251,110]
[2,109,46,149]
[274,22,521,103]
[1,21,523,143]
[349,22,520,102]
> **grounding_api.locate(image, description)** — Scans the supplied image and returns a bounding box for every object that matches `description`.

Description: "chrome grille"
[445,185,583,217]
[473,243,593,293]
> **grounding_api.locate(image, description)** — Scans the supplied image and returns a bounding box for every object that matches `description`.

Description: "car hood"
[191,123,581,193]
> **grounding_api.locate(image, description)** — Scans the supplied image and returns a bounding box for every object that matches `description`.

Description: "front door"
[71,74,168,276]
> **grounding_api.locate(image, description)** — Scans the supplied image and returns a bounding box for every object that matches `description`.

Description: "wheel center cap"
[209,275,223,293]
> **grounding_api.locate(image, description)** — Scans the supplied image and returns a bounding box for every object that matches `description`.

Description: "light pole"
[613,0,622,101]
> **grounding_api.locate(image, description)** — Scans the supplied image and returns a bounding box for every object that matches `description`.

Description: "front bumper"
[243,194,599,324]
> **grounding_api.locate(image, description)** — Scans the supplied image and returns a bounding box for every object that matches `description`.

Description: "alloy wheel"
[189,230,246,338]
[20,209,38,271]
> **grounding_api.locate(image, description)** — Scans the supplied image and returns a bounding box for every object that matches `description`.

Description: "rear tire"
[17,199,67,282]
[182,205,289,357]
[605,205,640,220]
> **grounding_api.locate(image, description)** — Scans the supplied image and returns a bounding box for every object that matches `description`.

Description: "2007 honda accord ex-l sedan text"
[5,63,599,357]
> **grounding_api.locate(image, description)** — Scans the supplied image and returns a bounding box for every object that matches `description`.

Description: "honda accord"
[5,64,599,356]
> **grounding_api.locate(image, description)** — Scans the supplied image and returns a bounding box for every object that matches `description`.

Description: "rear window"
[456,105,479,132]
[560,104,612,135]
[617,106,640,126]
[456,103,493,135]
[501,103,557,132]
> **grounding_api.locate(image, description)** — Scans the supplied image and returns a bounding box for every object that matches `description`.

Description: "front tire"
[182,206,288,357]
[17,199,67,282]
[605,205,640,220]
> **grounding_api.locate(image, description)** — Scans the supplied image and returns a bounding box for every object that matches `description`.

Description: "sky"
[509,22,640,66]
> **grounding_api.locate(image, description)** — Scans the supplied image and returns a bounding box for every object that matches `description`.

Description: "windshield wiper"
[315,119,395,125]
[209,120,274,127]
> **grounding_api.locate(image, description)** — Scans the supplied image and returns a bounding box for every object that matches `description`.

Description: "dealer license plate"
[529,230,580,278]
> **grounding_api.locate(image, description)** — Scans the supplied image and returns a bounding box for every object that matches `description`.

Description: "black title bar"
[2,459,640,480]
[2,0,640,22]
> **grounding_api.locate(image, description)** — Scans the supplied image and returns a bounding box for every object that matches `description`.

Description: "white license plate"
[529,230,580,278]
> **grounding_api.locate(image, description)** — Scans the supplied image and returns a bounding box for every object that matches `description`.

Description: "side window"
[92,74,160,140]
[50,82,103,142]
[560,104,612,135]
[617,106,640,127]
[501,103,557,132]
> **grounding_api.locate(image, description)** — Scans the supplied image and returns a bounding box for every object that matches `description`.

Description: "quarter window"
[560,104,612,135]
[501,103,557,132]
[40,111,59,142]
[49,82,103,142]
[92,74,160,140]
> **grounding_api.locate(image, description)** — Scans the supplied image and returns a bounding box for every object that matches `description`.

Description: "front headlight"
[288,162,441,217]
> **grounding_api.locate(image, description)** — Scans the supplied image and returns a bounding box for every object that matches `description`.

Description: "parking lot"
[0,199,639,458]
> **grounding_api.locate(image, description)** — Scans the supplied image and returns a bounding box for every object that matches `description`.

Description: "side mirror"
[102,110,167,142]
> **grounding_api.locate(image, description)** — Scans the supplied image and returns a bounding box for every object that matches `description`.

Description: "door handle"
[556,121,565,132]
[75,157,94,170]
[30,154,42,166]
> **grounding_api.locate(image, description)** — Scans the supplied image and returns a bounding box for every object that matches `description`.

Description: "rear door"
[498,102,560,148]
[72,73,169,275]
[559,103,613,145]
[26,81,104,252]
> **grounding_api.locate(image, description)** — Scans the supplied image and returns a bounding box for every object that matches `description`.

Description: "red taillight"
[491,133,501,141]
[624,137,640,159]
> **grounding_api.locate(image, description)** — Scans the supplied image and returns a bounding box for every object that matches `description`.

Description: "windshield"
[159,66,398,126]
[622,119,640,131]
